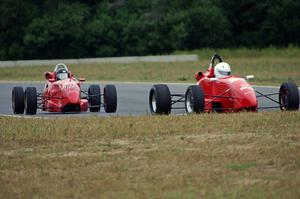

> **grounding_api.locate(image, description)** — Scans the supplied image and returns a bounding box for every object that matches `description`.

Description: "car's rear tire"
[88,85,101,112]
[104,85,117,113]
[25,87,37,115]
[12,87,25,114]
[279,82,299,111]
[149,84,171,115]
[185,85,205,114]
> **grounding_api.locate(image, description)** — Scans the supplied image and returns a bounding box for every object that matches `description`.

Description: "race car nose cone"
[67,91,80,104]
[241,92,257,107]
[230,78,258,109]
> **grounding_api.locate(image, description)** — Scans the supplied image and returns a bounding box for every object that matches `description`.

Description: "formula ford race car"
[149,53,299,114]
[12,63,117,115]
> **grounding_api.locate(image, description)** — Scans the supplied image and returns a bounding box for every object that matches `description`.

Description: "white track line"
[0,114,50,119]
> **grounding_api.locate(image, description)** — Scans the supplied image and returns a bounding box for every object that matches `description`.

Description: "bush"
[184,3,232,49]
[261,0,300,47]
[0,0,38,60]
[1,0,300,60]
[23,2,90,59]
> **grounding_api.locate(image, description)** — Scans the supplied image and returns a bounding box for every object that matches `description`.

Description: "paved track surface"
[0,82,295,117]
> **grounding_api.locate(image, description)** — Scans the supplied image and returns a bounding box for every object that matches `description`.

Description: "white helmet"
[214,62,231,78]
[54,63,69,80]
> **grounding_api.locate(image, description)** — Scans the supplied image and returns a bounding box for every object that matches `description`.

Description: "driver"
[54,63,69,80]
[214,62,231,78]
[56,68,69,80]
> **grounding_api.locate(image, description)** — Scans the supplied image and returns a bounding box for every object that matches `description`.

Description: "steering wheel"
[210,53,223,68]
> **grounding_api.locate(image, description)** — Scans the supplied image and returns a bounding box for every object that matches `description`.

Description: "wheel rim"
[151,92,157,113]
[185,89,193,113]
[24,91,27,112]
[12,90,15,112]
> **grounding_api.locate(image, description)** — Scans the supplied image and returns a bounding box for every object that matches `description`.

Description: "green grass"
[174,45,300,59]
[1,47,300,85]
[1,112,300,198]
[227,162,257,171]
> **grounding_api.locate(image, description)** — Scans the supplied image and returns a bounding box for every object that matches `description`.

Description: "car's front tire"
[149,84,171,115]
[104,85,117,113]
[25,87,37,115]
[185,85,205,114]
[88,85,101,112]
[12,87,25,114]
[279,82,299,111]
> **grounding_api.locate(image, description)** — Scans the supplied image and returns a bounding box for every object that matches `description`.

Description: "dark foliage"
[0,0,299,60]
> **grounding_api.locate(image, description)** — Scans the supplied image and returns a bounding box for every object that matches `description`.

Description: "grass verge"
[1,48,300,85]
[1,112,300,198]
[175,45,300,59]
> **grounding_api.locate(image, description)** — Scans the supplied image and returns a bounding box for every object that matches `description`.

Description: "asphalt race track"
[0,82,297,117]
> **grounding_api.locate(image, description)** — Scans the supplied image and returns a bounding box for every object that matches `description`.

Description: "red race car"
[12,63,117,115]
[149,53,299,114]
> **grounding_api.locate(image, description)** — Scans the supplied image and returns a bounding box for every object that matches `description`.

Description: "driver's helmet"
[214,62,231,78]
[54,63,69,80]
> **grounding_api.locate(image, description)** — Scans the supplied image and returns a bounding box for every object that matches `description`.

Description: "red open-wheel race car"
[12,63,117,115]
[149,53,299,114]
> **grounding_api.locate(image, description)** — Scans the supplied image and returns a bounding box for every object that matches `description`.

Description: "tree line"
[1,0,299,60]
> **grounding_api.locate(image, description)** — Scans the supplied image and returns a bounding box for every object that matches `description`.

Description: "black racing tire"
[279,82,299,111]
[104,85,117,113]
[88,85,101,112]
[149,84,171,115]
[25,87,37,115]
[185,85,205,114]
[12,87,25,114]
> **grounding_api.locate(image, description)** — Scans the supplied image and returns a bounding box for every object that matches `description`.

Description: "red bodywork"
[195,65,258,112]
[42,71,88,112]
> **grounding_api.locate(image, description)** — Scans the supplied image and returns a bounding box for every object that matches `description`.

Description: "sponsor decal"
[64,83,78,90]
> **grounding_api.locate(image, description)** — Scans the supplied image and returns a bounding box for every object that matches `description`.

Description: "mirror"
[246,75,254,80]
[78,77,85,82]
[44,72,51,79]
[195,71,203,81]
